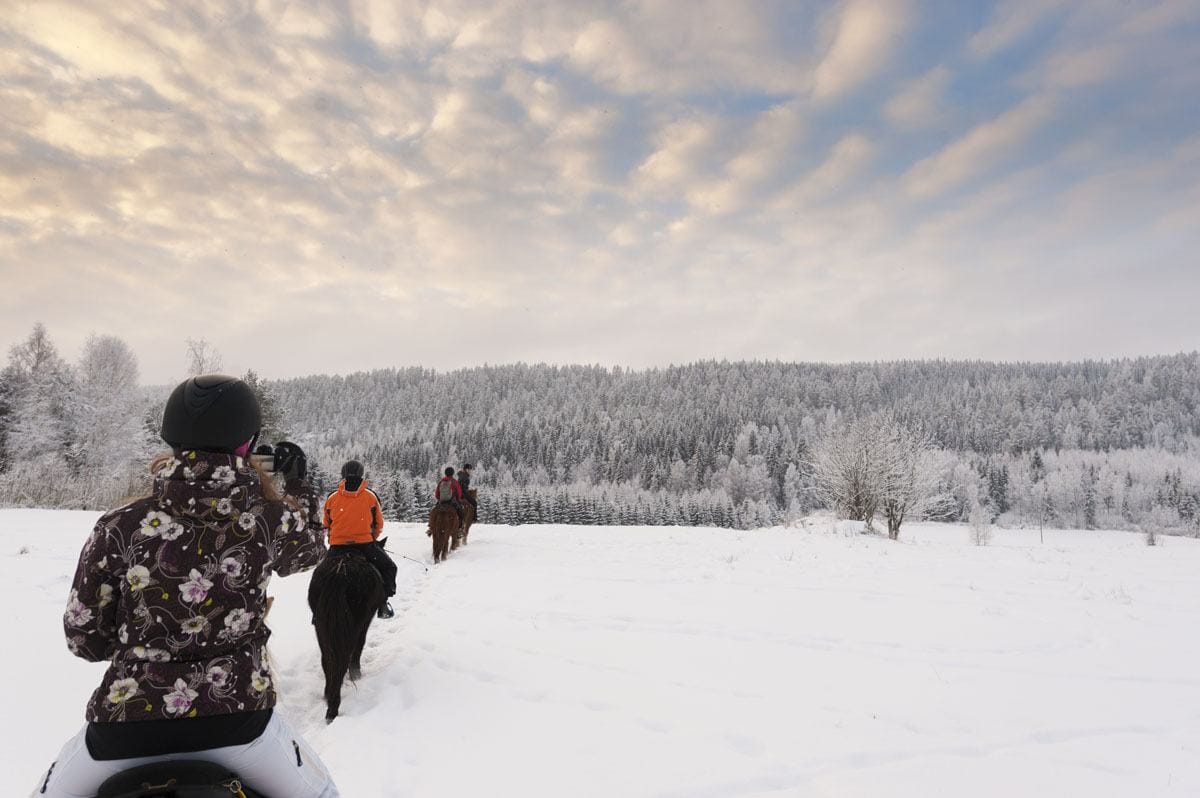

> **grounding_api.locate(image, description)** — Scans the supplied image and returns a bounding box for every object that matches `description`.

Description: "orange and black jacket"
[324,479,385,545]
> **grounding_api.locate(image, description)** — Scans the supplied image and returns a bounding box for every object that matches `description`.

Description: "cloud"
[884,66,950,130]
[1,1,1198,380]
[813,0,911,100]
[1017,1,1200,93]
[567,3,813,96]
[968,0,1067,60]
[683,103,807,217]
[904,95,1056,198]
[634,115,725,196]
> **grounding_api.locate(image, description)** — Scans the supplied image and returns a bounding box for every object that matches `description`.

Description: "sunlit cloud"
[0,0,1197,383]
[904,94,1056,199]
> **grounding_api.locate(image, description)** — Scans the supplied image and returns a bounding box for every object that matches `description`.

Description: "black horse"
[308,544,387,723]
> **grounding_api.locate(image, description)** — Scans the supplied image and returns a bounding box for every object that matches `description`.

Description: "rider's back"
[67,451,321,724]
[323,479,384,545]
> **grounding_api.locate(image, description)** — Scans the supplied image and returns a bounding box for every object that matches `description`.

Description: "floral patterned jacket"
[64,451,325,723]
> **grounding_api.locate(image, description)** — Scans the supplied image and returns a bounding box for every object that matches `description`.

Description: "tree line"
[1,324,1198,536]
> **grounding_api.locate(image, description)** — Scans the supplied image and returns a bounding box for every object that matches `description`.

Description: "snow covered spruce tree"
[0,324,77,506]
[69,335,154,507]
[0,325,153,508]
[242,369,287,442]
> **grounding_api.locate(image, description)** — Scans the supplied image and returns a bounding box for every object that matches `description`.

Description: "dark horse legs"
[430,504,458,563]
[308,552,386,723]
[348,615,372,682]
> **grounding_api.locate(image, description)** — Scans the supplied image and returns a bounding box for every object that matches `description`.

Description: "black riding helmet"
[444,466,455,477]
[341,460,365,481]
[160,374,261,453]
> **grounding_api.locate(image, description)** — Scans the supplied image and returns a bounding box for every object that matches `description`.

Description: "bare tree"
[812,414,948,540]
[811,417,884,530]
[185,338,223,376]
[878,420,950,540]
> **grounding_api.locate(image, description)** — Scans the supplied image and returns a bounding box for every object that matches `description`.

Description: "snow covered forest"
[2,323,1199,535]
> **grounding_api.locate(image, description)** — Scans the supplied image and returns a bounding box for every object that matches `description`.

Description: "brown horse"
[428,502,459,563]
[456,490,477,547]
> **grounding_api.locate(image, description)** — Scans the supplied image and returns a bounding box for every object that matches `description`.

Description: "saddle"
[325,537,387,573]
[95,760,263,797]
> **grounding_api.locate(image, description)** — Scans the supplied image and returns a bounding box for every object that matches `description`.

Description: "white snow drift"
[4,509,1199,797]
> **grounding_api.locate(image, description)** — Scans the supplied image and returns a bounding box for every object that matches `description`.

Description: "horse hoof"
[325,712,337,724]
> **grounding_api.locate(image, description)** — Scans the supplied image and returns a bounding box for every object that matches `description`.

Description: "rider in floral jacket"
[65,448,322,721]
[35,375,339,798]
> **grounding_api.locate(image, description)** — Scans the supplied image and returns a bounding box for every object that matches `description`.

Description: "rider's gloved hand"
[273,441,307,481]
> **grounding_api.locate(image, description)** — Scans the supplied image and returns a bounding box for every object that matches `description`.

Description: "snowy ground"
[4,510,1200,797]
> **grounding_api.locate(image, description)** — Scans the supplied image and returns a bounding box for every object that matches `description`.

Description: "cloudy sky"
[1,0,1198,383]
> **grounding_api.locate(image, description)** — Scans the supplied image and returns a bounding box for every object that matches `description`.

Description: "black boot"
[377,601,395,619]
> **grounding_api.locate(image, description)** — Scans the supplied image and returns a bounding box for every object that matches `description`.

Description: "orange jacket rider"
[324,479,385,545]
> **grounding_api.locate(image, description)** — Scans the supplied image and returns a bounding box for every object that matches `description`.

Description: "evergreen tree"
[243,370,287,442]
[1030,449,1045,483]
[1082,466,1099,530]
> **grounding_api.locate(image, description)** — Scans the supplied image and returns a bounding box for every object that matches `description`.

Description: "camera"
[249,444,275,472]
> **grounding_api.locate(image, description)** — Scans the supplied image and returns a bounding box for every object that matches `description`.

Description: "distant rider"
[457,463,478,512]
[434,466,465,529]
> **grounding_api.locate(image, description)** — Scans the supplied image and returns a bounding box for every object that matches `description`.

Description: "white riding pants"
[31,711,339,798]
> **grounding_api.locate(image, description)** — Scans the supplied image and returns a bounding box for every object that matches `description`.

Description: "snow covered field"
[5,509,1200,797]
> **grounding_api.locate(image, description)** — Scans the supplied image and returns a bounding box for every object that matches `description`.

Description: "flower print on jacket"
[126,565,151,592]
[210,465,236,486]
[107,678,139,706]
[218,608,254,642]
[164,678,199,716]
[64,450,324,722]
[206,664,229,688]
[139,510,184,541]
[131,646,171,662]
[179,569,214,603]
[181,616,208,635]
[250,671,270,695]
[65,590,93,627]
